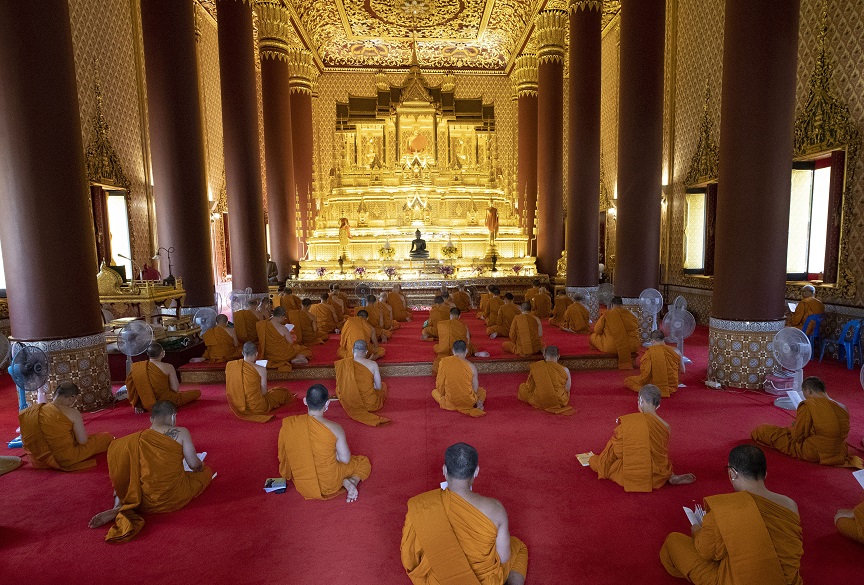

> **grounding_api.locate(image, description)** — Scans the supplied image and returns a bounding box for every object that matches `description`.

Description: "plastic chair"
[819,319,861,370]
[801,314,823,357]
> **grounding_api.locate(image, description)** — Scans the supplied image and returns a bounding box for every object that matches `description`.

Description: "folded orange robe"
[751,396,863,468]
[518,360,573,415]
[590,307,640,369]
[660,492,803,585]
[232,309,260,343]
[786,296,824,335]
[549,296,574,327]
[376,301,400,332]
[837,500,864,545]
[19,403,112,471]
[225,360,293,422]
[126,361,200,411]
[310,302,340,333]
[531,293,552,319]
[625,344,681,397]
[335,357,390,426]
[277,414,372,499]
[432,320,476,374]
[201,327,243,363]
[423,304,452,338]
[486,303,519,337]
[562,302,590,333]
[589,412,673,492]
[401,488,529,585]
[476,293,491,319]
[280,293,302,312]
[432,356,486,417]
[502,314,542,357]
[387,292,411,321]
[339,316,385,359]
[289,309,327,345]
[104,429,212,543]
[452,291,472,312]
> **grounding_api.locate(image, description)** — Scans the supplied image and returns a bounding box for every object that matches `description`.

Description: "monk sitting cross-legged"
[360,294,390,343]
[751,376,863,468]
[279,287,302,313]
[256,306,312,372]
[502,303,543,357]
[518,345,573,415]
[421,296,451,340]
[288,298,328,345]
[433,308,489,374]
[332,284,351,313]
[452,284,472,313]
[19,382,113,471]
[232,298,265,344]
[278,384,372,502]
[310,293,343,334]
[432,340,486,417]
[590,296,640,369]
[625,330,683,397]
[549,289,574,328]
[376,292,400,332]
[335,340,390,426]
[483,287,505,325]
[88,400,213,542]
[387,284,412,322]
[327,285,347,322]
[401,442,529,585]
[560,294,590,334]
[225,342,294,422]
[476,285,494,320]
[524,279,542,306]
[531,287,552,320]
[487,293,520,339]
[126,344,201,412]
[835,499,864,546]
[339,311,385,360]
[660,445,803,585]
[589,385,695,492]
[201,314,243,363]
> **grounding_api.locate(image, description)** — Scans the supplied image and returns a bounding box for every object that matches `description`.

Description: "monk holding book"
[256,307,311,372]
[432,341,486,417]
[518,346,573,415]
[225,342,293,422]
[288,298,328,345]
[335,340,389,426]
[201,314,242,362]
[310,293,342,334]
[625,330,683,397]
[126,344,200,412]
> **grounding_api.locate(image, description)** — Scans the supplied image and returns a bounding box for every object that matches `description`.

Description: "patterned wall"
[600,18,620,270]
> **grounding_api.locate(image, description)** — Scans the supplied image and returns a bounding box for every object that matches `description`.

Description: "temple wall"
[599,18,621,274]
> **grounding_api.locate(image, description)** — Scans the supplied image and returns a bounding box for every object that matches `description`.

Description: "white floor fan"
[662,304,696,366]
[771,327,812,410]
[639,288,664,345]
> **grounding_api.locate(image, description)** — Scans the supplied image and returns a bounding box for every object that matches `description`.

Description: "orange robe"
[786,296,824,335]
[256,320,311,372]
[486,303,520,337]
[104,429,212,543]
[531,292,552,319]
[524,286,540,305]
[550,296,574,327]
[589,412,673,492]
[518,360,573,415]
[126,361,200,411]
[625,344,681,397]
[502,314,543,357]
[329,297,346,322]
[432,356,486,417]
[280,293,302,313]
[837,501,864,545]
[339,316,385,359]
[476,292,491,319]
[225,360,293,422]
[201,327,242,362]
[423,304,452,338]
[387,291,411,321]
[590,307,640,369]
[335,357,390,426]
[232,309,260,343]
[376,300,400,332]
[289,309,327,345]
[277,414,372,499]
[452,290,471,312]
[661,492,803,585]
[432,320,476,374]
[360,302,389,341]
[19,403,112,471]
[310,302,340,334]
[751,396,863,468]
[335,292,351,311]
[401,488,529,585]
[561,302,590,333]
[483,296,505,324]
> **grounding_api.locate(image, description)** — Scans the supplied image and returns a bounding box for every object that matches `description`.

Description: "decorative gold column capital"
[512,53,538,97]
[535,9,567,63]
[569,0,603,12]
[257,0,294,60]
[286,47,316,94]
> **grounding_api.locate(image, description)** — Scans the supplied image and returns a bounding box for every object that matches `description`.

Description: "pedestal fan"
[770,327,812,410]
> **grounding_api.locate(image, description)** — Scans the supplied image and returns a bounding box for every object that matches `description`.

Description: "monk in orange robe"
[327,287,346,322]
[256,307,312,372]
[387,284,412,322]
[401,442,529,585]
[126,344,201,412]
[625,330,683,397]
[225,342,293,422]
[483,288,505,324]
[433,308,489,373]
[518,345,573,415]
[310,293,342,334]
[452,285,472,313]
[786,284,824,335]
[359,294,390,342]
[278,384,372,502]
[561,297,590,333]
[549,289,574,327]
[376,292,400,332]
[487,293,520,338]
[589,385,694,492]
[432,341,486,417]
[590,296,640,369]
[335,340,389,426]
[476,285,494,320]
[332,284,351,313]
[531,287,552,319]
[88,400,213,542]
[835,500,864,545]
[279,289,302,313]
[422,296,452,340]
[289,298,328,345]
[339,312,385,360]
[19,382,113,471]
[502,303,544,357]
[661,445,803,585]
[751,376,863,468]
[232,298,265,343]
[524,279,542,306]
[201,314,243,362]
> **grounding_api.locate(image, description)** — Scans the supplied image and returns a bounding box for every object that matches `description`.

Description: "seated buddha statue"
[410,230,429,259]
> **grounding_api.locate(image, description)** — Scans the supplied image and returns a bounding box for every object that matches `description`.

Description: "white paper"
[183,451,207,472]
[683,505,705,526]
[440,481,448,491]
[285,324,295,332]
[786,390,804,409]
[853,469,864,490]
[255,359,268,367]
[787,301,798,313]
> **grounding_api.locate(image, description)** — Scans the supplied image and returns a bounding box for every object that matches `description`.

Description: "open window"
[89,185,133,280]
[682,183,717,276]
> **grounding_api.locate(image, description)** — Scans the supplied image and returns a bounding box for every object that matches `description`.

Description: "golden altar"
[96,263,186,323]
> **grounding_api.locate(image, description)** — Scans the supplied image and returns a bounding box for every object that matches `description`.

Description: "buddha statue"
[409,229,429,259]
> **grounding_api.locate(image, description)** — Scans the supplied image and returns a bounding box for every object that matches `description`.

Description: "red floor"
[1,325,863,584]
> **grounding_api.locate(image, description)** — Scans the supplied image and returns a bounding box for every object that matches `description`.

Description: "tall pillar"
[257,0,298,280]
[566,1,602,320]
[709,0,800,389]
[0,0,111,410]
[216,0,268,294]
[287,48,316,257]
[614,0,665,297]
[534,9,567,277]
[141,0,215,309]
[513,54,539,256]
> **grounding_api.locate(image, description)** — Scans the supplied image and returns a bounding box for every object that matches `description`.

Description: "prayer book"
[255,359,268,367]
[787,301,798,313]
[263,478,287,494]
[683,505,705,526]
[853,469,864,491]
[183,452,206,472]
[786,390,804,409]
[576,452,594,467]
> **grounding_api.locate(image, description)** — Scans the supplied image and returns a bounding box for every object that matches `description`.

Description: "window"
[682,184,717,276]
[105,190,132,277]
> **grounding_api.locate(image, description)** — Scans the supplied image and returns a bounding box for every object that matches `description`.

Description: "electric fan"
[194,307,218,334]
[7,343,50,448]
[661,306,696,366]
[117,320,154,377]
[597,283,614,307]
[355,284,372,307]
[0,333,10,371]
[770,327,812,409]
[672,295,687,311]
[229,287,253,313]
[639,288,664,334]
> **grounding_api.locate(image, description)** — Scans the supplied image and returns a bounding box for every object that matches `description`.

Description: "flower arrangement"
[441,245,458,259]
[471,264,486,276]
[512,264,524,275]
[378,245,395,260]
[383,266,398,280]
[439,265,455,278]
[315,267,327,278]
[354,266,367,278]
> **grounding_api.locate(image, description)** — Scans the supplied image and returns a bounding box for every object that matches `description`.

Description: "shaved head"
[353,339,368,353]
[450,307,461,317]
[521,302,531,312]
[357,309,368,318]
[729,445,767,481]
[216,314,229,325]
[639,384,662,408]
[445,442,478,480]
[146,343,164,359]
[242,341,257,357]
[305,384,330,410]
[272,306,287,317]
[650,329,665,341]
[151,400,177,422]
[452,340,467,355]
[54,382,80,399]
[544,345,559,359]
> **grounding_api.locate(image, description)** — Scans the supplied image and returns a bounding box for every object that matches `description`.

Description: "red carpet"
[1,326,863,584]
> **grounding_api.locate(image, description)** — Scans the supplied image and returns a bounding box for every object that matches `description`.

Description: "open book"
[683,504,706,526]
[183,451,206,472]
[786,390,804,409]
[576,452,594,467]
[263,477,287,493]
[853,469,864,490]
[255,359,268,367]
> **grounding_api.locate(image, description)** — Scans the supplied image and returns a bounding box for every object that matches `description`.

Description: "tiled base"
[567,286,599,322]
[708,318,785,389]
[621,297,654,343]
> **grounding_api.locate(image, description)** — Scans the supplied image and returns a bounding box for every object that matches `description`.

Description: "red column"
[513,54,539,256]
[140,0,215,307]
[614,0,665,296]
[287,48,316,257]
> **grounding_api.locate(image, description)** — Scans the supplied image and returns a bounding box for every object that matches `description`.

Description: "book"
[255,359,268,367]
[440,481,448,491]
[683,504,705,526]
[786,390,804,409]
[183,451,206,472]
[853,469,864,490]
[576,452,594,467]
[264,477,287,493]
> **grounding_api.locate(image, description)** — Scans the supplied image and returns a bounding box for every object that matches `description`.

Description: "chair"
[801,313,824,357]
[819,319,861,370]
